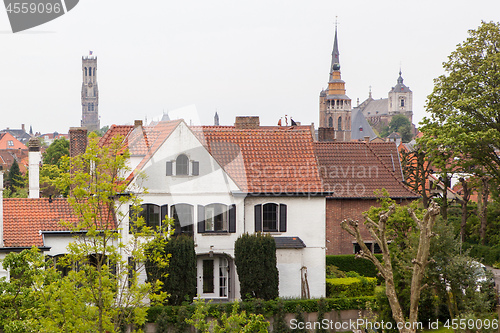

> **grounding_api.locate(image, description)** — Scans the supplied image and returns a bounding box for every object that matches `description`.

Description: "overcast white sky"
[0,0,499,134]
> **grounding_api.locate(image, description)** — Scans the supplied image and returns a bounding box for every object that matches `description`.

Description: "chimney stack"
[69,127,88,157]
[28,137,41,199]
[364,136,370,142]
[134,120,143,128]
[234,116,260,129]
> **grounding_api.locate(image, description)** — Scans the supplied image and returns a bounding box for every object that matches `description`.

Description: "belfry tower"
[81,56,100,131]
[319,25,351,141]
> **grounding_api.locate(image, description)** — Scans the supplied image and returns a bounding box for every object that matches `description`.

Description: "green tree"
[6,160,24,192]
[234,233,279,301]
[380,114,413,142]
[42,138,69,166]
[421,21,500,184]
[146,234,196,306]
[341,195,440,333]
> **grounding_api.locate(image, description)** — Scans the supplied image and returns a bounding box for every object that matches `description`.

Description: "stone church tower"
[81,56,100,131]
[388,70,413,123]
[319,26,351,141]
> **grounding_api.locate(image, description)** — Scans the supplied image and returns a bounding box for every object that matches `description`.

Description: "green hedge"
[147,296,376,323]
[326,254,383,277]
[463,242,500,266]
[326,277,376,298]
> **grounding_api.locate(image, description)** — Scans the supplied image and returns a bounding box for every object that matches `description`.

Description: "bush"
[234,233,279,301]
[325,265,346,278]
[326,277,376,298]
[326,255,383,277]
[146,234,197,305]
[463,242,500,266]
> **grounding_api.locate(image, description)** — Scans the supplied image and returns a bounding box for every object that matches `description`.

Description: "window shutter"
[228,204,236,233]
[254,204,262,232]
[192,161,199,176]
[166,161,173,176]
[161,204,168,229]
[197,205,205,233]
[279,204,287,232]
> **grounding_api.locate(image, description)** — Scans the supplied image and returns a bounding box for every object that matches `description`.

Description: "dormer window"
[166,154,199,176]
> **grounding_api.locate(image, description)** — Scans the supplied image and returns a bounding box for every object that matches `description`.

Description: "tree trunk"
[479,177,490,245]
[458,178,471,243]
[440,173,449,221]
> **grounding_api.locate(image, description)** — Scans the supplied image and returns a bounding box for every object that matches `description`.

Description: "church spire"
[329,20,340,82]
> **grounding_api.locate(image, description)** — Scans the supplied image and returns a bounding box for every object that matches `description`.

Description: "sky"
[0,0,499,134]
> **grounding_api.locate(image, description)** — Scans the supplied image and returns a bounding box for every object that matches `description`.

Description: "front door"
[197,256,229,299]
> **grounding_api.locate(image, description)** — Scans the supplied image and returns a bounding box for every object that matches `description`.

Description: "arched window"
[254,203,287,232]
[263,203,278,231]
[328,117,333,128]
[130,203,164,233]
[400,98,405,107]
[205,204,228,232]
[176,154,189,175]
[85,67,87,76]
[338,117,342,130]
[89,67,92,76]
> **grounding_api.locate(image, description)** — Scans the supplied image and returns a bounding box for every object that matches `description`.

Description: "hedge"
[147,296,376,323]
[326,254,383,277]
[326,277,376,298]
[463,242,500,266]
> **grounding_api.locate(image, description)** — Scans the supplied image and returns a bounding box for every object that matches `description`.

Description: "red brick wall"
[326,198,413,255]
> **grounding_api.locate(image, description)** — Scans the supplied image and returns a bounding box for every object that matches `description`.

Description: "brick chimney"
[134,120,143,128]
[69,127,88,157]
[234,116,260,129]
[28,137,41,199]
[318,127,336,142]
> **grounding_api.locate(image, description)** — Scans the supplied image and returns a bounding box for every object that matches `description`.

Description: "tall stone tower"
[388,70,413,123]
[81,56,100,131]
[319,25,351,141]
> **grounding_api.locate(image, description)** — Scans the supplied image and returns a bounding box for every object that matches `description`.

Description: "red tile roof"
[314,141,419,199]
[192,126,323,194]
[3,198,116,248]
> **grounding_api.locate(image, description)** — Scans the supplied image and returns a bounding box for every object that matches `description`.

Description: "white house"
[0,117,326,301]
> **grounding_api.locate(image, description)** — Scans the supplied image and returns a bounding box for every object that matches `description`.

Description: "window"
[171,204,194,236]
[353,242,382,254]
[166,155,200,176]
[198,204,236,233]
[85,67,87,76]
[254,203,287,232]
[337,116,342,130]
[129,204,167,233]
[400,98,405,107]
[88,103,94,112]
[328,117,333,128]
[7,140,13,147]
[176,154,189,175]
[219,257,228,297]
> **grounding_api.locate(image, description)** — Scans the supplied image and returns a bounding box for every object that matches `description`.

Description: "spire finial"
[369,85,372,98]
[329,16,340,80]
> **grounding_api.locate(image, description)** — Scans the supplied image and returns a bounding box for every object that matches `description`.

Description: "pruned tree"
[341,201,440,333]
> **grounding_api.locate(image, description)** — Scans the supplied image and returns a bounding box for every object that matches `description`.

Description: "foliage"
[293,305,307,333]
[39,163,69,198]
[234,233,279,301]
[325,265,346,278]
[186,300,269,333]
[380,114,413,142]
[326,277,376,298]
[146,234,196,306]
[420,21,500,184]
[6,159,25,194]
[273,298,290,333]
[326,254,383,278]
[42,137,69,166]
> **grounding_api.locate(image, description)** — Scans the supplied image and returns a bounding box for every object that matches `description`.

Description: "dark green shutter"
[161,205,168,230]
[254,204,262,232]
[229,204,236,233]
[166,161,173,176]
[279,204,287,232]
[197,205,205,233]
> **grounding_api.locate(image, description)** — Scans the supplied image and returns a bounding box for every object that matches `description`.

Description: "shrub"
[326,277,376,298]
[146,234,197,305]
[326,255,383,277]
[325,265,346,278]
[234,233,279,301]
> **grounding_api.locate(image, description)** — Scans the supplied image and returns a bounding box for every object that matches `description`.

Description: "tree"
[380,114,413,142]
[341,198,440,333]
[42,138,69,166]
[234,233,279,301]
[421,21,500,185]
[146,234,196,306]
[6,160,24,191]
[400,143,433,208]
